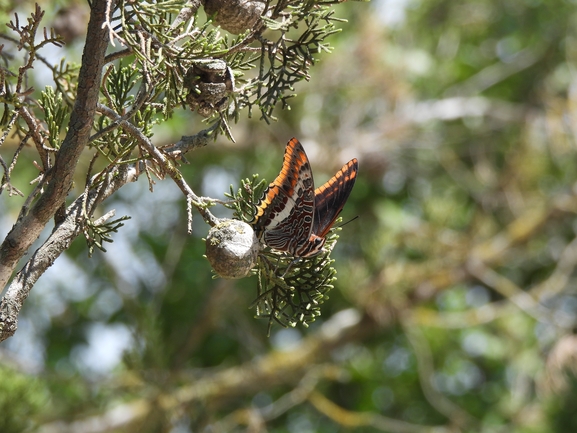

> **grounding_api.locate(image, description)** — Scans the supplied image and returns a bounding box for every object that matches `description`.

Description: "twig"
[36,310,374,433]
[103,48,132,64]
[466,257,575,328]
[213,365,343,431]
[402,318,478,430]
[0,0,113,338]
[18,105,50,171]
[101,0,125,47]
[408,300,512,329]
[531,234,577,300]
[309,390,453,433]
[0,111,25,197]
[186,195,193,234]
[96,103,220,227]
[0,164,136,342]
[445,45,545,96]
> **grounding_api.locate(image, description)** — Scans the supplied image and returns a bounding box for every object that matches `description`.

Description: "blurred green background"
[3,0,577,432]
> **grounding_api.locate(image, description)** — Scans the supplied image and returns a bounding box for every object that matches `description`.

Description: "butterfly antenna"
[272,254,282,273]
[281,257,301,278]
[336,215,359,229]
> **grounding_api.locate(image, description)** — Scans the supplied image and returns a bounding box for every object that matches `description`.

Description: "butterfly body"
[251,138,358,258]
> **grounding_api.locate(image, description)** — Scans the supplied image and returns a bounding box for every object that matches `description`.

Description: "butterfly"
[251,138,358,258]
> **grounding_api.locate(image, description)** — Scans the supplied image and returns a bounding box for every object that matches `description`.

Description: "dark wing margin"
[312,158,358,238]
[251,138,316,254]
[251,138,304,230]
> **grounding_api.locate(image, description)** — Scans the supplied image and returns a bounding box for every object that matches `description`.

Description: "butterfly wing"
[251,138,316,254]
[312,158,358,238]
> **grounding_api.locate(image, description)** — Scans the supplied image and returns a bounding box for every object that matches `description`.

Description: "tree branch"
[0,164,137,341]
[96,104,220,227]
[0,0,112,290]
[0,117,218,341]
[36,310,376,433]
